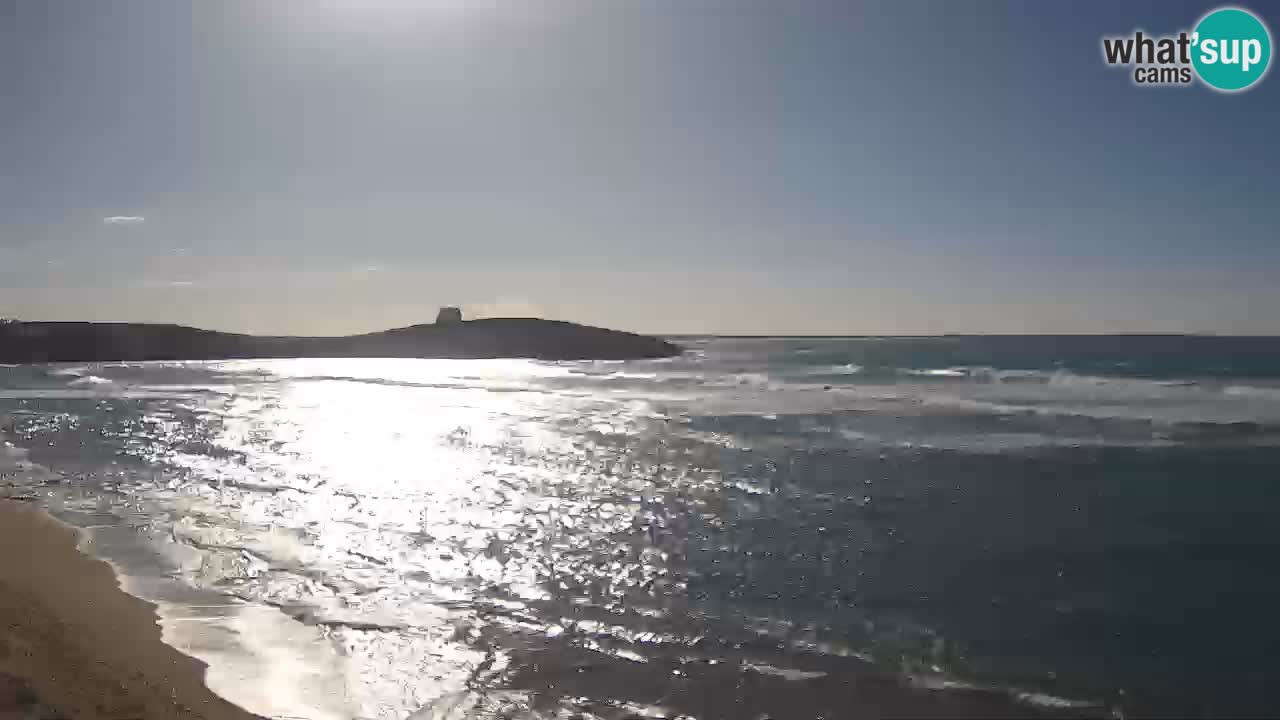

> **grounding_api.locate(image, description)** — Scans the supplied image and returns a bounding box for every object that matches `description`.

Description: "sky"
[2,0,1278,336]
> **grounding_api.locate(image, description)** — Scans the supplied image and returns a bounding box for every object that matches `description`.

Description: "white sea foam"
[1223,384,1280,400]
[1011,691,1103,710]
[744,662,829,680]
[67,374,116,387]
[801,363,863,375]
[909,675,1101,712]
[902,367,970,378]
[48,365,91,377]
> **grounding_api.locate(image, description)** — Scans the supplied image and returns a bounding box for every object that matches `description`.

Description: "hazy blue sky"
[2,1,1277,335]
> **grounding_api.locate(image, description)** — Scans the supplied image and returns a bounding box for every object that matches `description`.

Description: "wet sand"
[0,501,261,720]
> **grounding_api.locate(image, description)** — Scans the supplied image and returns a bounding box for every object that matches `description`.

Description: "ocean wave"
[797,363,864,376]
[679,369,1280,449]
[909,674,1105,714]
[901,366,1127,386]
[743,662,828,680]
[709,372,775,387]
[0,435,61,492]
[901,367,971,378]
[1223,384,1280,400]
[1162,420,1280,443]
[67,374,116,388]
[1012,691,1107,711]
[891,368,1280,404]
[0,389,189,400]
[582,371,782,390]
[48,365,92,377]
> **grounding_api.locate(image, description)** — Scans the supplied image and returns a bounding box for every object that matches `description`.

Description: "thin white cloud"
[133,279,201,289]
[342,264,386,282]
[103,215,146,225]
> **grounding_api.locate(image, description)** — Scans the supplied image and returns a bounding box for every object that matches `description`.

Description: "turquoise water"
[3,337,1280,718]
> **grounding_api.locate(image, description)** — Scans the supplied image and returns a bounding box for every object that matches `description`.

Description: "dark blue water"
[657,337,1280,715]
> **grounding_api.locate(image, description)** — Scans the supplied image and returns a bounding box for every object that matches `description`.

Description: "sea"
[3,335,1280,719]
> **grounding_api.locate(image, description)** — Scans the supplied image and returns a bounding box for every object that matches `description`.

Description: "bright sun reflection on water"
[143,359,691,718]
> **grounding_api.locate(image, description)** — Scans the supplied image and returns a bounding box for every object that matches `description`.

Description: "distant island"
[0,309,680,363]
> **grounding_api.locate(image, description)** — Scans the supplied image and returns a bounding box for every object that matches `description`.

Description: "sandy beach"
[0,500,261,720]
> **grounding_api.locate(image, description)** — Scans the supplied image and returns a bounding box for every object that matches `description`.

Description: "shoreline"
[0,499,1111,720]
[0,492,1120,720]
[0,500,263,720]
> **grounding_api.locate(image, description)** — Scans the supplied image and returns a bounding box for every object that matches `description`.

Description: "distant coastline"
[0,318,681,363]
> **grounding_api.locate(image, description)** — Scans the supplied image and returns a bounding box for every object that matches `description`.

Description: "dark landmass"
[0,319,681,363]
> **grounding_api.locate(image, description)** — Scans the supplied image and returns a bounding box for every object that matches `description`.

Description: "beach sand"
[0,500,261,720]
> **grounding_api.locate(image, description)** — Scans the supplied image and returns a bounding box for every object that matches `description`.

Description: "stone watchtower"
[435,306,463,324]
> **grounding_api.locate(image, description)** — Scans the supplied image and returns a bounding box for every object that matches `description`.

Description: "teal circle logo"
[1192,7,1272,91]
